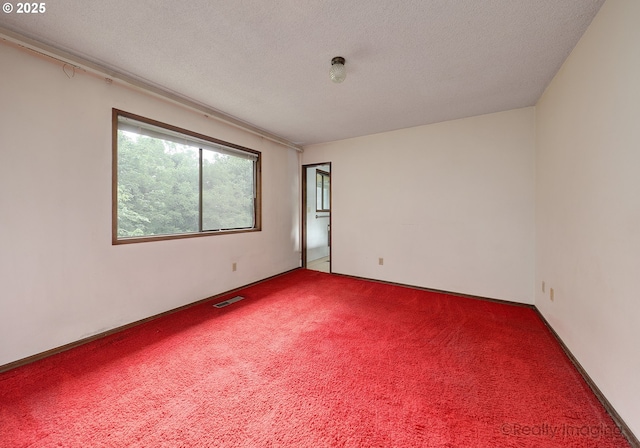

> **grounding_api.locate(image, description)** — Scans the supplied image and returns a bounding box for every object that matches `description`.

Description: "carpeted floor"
[0,269,631,447]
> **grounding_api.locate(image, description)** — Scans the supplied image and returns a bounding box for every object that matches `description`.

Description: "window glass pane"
[316,173,323,211]
[117,130,199,237]
[323,177,330,210]
[202,150,255,230]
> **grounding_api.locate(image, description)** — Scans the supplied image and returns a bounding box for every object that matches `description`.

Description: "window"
[113,109,261,243]
[316,170,330,212]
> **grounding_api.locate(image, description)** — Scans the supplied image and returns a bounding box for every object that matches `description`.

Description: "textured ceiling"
[0,0,604,146]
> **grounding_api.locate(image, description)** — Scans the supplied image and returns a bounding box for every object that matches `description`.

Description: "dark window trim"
[112,108,262,245]
[316,169,330,213]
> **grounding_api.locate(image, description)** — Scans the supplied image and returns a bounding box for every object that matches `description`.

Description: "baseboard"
[534,309,639,448]
[329,271,535,309]
[0,268,301,374]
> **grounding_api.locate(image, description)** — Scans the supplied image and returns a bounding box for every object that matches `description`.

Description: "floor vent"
[213,296,245,308]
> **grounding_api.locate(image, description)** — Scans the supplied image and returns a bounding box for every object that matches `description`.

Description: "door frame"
[302,162,332,272]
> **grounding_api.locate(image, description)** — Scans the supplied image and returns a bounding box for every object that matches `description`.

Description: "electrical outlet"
[542,281,545,293]
[378,257,384,266]
[232,262,237,272]
[550,288,554,301]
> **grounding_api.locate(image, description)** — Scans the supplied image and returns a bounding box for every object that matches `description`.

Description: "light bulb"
[330,57,346,83]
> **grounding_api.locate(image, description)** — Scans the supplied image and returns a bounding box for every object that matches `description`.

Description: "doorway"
[302,163,331,273]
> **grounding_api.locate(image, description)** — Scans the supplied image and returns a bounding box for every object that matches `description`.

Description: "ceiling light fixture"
[330,56,346,83]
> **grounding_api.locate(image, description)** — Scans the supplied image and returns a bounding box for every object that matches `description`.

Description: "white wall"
[535,0,640,435]
[0,42,300,366]
[305,165,330,262]
[303,108,536,303]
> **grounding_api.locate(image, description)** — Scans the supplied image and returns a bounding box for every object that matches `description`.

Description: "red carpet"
[0,269,630,447]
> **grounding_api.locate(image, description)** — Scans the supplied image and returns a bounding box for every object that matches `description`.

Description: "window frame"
[112,109,262,245]
[316,169,330,212]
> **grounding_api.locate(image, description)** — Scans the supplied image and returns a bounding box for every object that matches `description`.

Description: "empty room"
[0,1,638,447]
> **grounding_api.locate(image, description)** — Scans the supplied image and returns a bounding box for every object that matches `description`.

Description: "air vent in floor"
[213,296,245,308]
